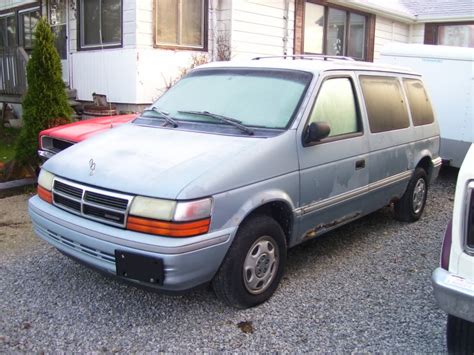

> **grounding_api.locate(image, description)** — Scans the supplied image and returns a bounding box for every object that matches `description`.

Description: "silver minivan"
[30,56,441,308]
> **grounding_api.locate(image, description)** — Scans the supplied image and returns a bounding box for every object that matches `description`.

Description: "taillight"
[441,220,452,270]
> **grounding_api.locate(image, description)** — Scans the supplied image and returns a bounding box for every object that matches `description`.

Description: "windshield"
[142,69,313,129]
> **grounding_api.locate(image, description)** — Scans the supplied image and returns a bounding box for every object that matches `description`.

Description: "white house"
[0,0,472,112]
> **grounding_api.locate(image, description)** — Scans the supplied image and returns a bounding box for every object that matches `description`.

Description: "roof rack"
[252,54,355,61]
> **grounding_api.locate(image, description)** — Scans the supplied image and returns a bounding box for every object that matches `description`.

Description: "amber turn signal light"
[127,216,210,237]
[37,185,53,204]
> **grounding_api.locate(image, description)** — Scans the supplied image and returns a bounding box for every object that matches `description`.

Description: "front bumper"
[29,195,236,292]
[432,267,474,323]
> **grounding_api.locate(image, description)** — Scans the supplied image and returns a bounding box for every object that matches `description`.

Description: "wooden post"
[0,102,6,133]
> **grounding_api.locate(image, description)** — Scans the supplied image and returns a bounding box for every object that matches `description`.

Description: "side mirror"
[304,121,330,144]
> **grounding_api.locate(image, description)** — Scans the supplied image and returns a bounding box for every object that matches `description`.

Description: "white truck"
[378,44,473,168]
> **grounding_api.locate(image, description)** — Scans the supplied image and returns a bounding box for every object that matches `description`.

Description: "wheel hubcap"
[412,178,426,214]
[243,236,279,295]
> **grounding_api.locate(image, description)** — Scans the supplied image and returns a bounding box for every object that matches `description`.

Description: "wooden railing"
[0,46,29,98]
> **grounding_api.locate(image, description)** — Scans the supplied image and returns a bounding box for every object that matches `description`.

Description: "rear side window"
[360,76,410,133]
[309,77,360,137]
[403,79,435,126]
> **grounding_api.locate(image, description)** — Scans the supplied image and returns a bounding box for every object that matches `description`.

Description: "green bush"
[15,17,72,165]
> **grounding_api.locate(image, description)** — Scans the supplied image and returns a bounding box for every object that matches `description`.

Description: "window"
[0,14,16,48]
[154,0,207,49]
[360,76,410,133]
[19,8,40,50]
[303,1,370,60]
[308,78,359,137]
[438,24,474,47]
[79,0,122,49]
[403,79,434,126]
[425,22,474,48]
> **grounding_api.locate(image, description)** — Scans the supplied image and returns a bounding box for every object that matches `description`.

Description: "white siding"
[409,23,425,44]
[71,49,138,103]
[230,0,294,59]
[0,0,36,11]
[374,16,410,60]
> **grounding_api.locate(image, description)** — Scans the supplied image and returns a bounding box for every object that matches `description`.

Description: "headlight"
[37,169,55,203]
[38,169,54,191]
[129,196,176,221]
[127,197,212,237]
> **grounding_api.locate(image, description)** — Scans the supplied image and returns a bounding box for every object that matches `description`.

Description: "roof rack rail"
[252,54,356,61]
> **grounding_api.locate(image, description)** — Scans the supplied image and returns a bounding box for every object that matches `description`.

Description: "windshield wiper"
[178,110,254,136]
[142,107,179,128]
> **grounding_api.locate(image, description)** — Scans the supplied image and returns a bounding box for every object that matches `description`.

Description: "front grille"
[55,180,82,199]
[52,177,133,227]
[466,182,474,250]
[84,191,129,210]
[52,138,74,151]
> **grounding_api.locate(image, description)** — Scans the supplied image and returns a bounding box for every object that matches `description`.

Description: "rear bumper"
[29,195,236,292]
[432,267,474,323]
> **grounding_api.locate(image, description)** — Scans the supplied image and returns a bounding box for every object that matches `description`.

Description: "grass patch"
[0,127,21,163]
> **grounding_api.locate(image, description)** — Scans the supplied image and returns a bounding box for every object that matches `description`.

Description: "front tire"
[447,315,474,354]
[212,214,287,309]
[394,167,428,222]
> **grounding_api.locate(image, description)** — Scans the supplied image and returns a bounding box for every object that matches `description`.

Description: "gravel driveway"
[0,168,457,352]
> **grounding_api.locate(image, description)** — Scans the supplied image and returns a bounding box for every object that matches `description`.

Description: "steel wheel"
[412,178,426,214]
[243,236,279,295]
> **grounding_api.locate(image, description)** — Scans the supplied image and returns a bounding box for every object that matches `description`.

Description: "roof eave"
[327,0,416,23]
[415,15,474,23]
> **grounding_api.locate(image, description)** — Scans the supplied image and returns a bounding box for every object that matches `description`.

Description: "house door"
[49,0,69,85]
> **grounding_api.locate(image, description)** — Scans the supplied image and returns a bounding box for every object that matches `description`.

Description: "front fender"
[210,172,299,237]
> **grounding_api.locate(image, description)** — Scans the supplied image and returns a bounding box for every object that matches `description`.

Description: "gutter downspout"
[283,0,290,55]
[210,0,218,61]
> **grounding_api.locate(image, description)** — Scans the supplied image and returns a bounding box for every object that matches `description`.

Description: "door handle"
[355,159,366,170]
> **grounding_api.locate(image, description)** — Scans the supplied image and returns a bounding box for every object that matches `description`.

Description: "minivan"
[30,56,441,308]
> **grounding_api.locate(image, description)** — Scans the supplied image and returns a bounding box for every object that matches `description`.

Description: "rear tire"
[212,214,287,309]
[447,315,474,354]
[394,167,428,222]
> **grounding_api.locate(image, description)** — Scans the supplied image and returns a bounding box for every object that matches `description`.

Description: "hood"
[39,114,137,143]
[44,124,269,199]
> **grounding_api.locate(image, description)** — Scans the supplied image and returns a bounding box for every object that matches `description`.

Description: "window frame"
[153,0,208,51]
[0,2,42,49]
[77,0,123,51]
[302,0,373,61]
[18,6,41,50]
[302,74,364,147]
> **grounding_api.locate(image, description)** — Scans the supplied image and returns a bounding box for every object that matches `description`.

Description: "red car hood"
[39,114,137,143]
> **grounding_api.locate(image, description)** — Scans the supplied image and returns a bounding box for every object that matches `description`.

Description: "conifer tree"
[15,17,72,165]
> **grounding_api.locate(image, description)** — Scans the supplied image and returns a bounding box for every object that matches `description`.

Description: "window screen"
[309,78,359,137]
[360,76,410,133]
[403,79,434,126]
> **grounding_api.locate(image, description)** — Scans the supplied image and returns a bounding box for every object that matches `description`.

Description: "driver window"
[309,77,359,137]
